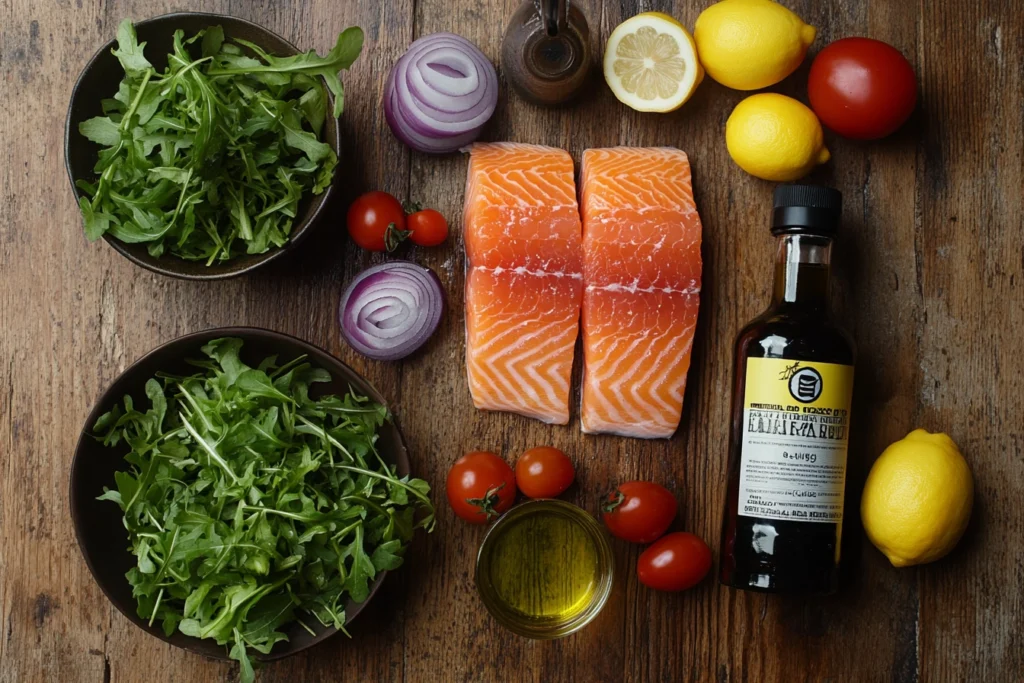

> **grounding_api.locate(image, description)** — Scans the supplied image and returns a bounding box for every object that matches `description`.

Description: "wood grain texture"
[1,0,1021,681]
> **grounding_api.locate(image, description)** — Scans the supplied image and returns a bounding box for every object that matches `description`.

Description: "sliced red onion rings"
[339,262,445,361]
[384,33,498,153]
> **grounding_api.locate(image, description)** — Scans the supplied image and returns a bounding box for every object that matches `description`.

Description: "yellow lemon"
[725,93,830,181]
[861,429,974,567]
[604,12,704,113]
[694,0,816,90]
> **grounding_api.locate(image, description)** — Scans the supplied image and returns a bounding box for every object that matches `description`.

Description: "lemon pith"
[861,429,974,567]
[604,12,704,113]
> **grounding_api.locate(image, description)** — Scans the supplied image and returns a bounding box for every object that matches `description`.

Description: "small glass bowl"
[475,499,614,639]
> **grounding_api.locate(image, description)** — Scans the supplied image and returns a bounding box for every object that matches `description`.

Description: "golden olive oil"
[475,500,613,638]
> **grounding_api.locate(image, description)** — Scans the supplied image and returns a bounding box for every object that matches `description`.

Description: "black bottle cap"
[772,185,843,236]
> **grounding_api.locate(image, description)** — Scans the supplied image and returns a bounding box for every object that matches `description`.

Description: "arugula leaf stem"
[175,385,213,432]
[119,67,154,133]
[124,447,162,512]
[168,55,213,83]
[334,465,434,507]
[295,414,353,461]
[250,423,286,446]
[164,566,189,584]
[179,413,240,484]
[149,588,165,627]
[339,496,390,519]
[321,405,382,415]
[241,504,317,523]
[296,617,316,637]
[310,599,346,632]
[150,526,180,586]
[203,217,226,266]
[368,445,393,477]
[146,509,165,532]
[333,520,362,540]
[267,354,309,380]
[189,542,271,556]
[168,168,194,227]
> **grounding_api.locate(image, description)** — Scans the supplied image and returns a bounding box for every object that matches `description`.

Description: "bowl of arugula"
[70,328,434,680]
[65,13,362,279]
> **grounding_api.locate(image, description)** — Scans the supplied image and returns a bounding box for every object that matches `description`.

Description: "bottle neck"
[770,233,833,312]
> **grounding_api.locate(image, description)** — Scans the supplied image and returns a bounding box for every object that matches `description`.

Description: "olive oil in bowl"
[475,499,614,638]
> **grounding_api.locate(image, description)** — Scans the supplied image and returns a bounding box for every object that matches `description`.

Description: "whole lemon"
[861,429,973,567]
[694,0,816,90]
[725,93,830,181]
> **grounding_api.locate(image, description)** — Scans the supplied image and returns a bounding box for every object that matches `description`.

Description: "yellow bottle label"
[738,358,854,523]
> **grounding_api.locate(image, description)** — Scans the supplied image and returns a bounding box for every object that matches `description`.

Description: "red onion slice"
[384,32,498,153]
[339,262,445,361]
[385,84,483,154]
[414,47,480,98]
[394,39,495,133]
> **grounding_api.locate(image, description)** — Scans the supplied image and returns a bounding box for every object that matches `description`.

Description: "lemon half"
[604,12,704,113]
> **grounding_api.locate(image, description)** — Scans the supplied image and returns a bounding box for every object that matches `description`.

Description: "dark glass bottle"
[720,185,856,595]
[500,0,591,106]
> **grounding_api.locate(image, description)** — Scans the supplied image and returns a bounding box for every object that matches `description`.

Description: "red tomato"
[407,208,449,247]
[446,451,516,524]
[637,532,713,592]
[807,37,917,140]
[515,446,575,498]
[601,481,677,544]
[347,191,408,251]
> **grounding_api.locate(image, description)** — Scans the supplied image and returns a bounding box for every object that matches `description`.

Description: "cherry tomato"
[347,191,407,252]
[515,446,575,499]
[807,37,917,140]
[637,532,713,592]
[601,481,677,544]
[407,208,449,247]
[446,451,516,524]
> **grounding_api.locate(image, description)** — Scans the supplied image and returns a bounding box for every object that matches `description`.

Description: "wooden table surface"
[2,0,1022,681]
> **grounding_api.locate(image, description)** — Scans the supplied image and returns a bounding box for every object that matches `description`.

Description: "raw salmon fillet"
[579,147,702,438]
[463,143,583,424]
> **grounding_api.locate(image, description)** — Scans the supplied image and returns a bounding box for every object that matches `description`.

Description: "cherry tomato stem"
[465,482,509,521]
[347,191,406,252]
[601,481,678,544]
[446,451,516,524]
[383,223,412,252]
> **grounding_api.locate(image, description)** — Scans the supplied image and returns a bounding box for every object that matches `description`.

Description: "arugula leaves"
[95,339,433,682]
[77,19,363,264]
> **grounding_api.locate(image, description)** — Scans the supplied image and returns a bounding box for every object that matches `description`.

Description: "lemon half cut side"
[604,12,704,113]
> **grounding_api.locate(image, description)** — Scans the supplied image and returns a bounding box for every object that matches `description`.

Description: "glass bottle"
[719,185,856,595]
[500,0,591,106]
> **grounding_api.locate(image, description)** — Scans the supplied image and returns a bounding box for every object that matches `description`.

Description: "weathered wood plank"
[915,1,1024,680]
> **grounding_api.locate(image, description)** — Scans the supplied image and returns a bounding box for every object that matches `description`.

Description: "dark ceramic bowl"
[64,13,341,280]
[70,327,408,662]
